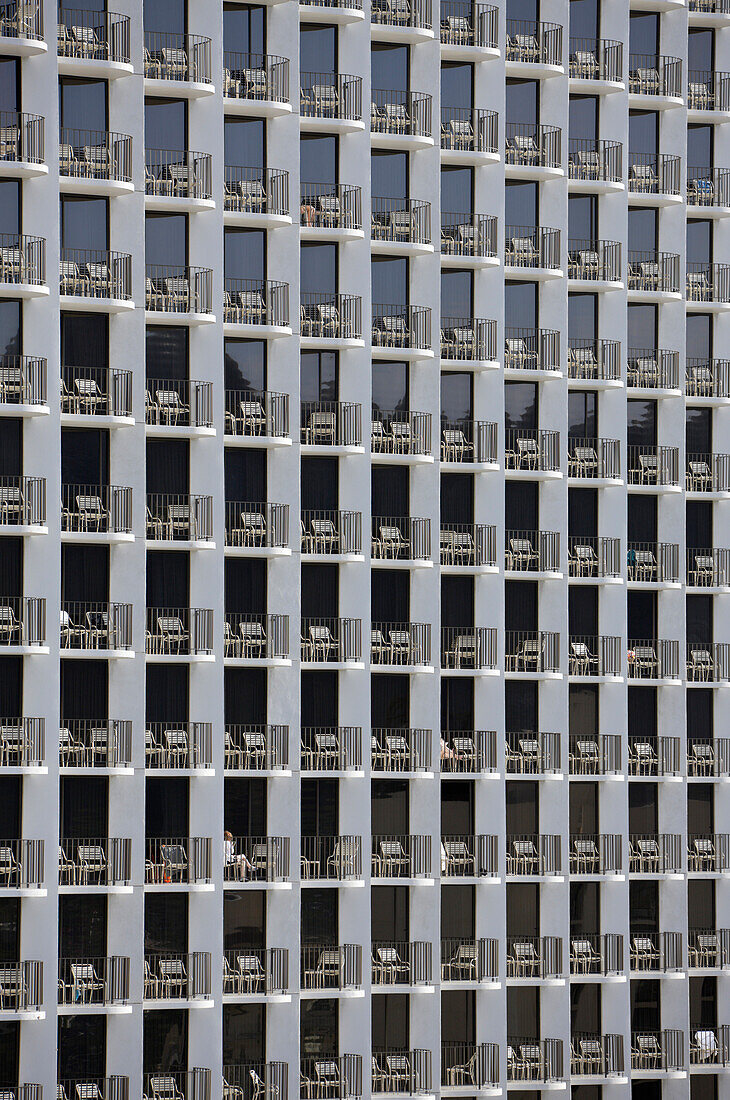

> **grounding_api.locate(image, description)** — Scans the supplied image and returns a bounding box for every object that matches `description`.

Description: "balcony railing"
[146,266,213,315]
[569,833,623,875]
[302,400,361,447]
[440,2,498,49]
[58,9,130,63]
[629,833,682,874]
[0,718,44,769]
[568,437,620,479]
[60,129,131,184]
[300,182,360,230]
[441,107,497,154]
[441,316,496,362]
[223,949,288,996]
[62,365,131,418]
[688,167,730,208]
[440,523,496,568]
[223,51,288,103]
[58,956,128,1006]
[0,475,45,528]
[628,152,681,196]
[507,1039,563,1083]
[146,607,213,656]
[506,428,561,473]
[441,938,498,983]
[372,0,431,29]
[225,388,289,440]
[0,111,43,166]
[302,509,362,555]
[568,337,620,382]
[226,502,289,550]
[628,735,681,776]
[224,612,289,661]
[301,944,362,991]
[143,1072,211,1100]
[627,639,680,679]
[300,292,362,341]
[301,618,362,663]
[505,732,561,775]
[507,936,562,980]
[372,941,432,986]
[569,37,622,82]
[223,836,290,884]
[441,834,498,877]
[371,728,432,772]
[372,410,431,457]
[224,278,288,327]
[506,834,561,876]
[60,601,131,652]
[146,378,212,428]
[688,262,730,304]
[688,738,730,779]
[0,840,43,889]
[442,1043,499,1089]
[145,722,213,770]
[505,631,560,673]
[60,1081,128,1100]
[441,213,497,259]
[145,837,212,885]
[225,724,289,772]
[689,0,730,11]
[0,0,42,40]
[505,327,560,373]
[301,727,361,771]
[60,248,131,301]
[441,628,496,670]
[0,959,42,1011]
[301,836,362,881]
[372,1051,431,1096]
[60,719,132,769]
[505,224,560,269]
[300,1057,361,1100]
[226,166,289,217]
[62,484,130,535]
[688,70,730,113]
[689,929,730,969]
[0,234,45,288]
[690,1026,730,1067]
[146,494,213,543]
[145,148,211,200]
[629,54,682,97]
[631,1031,684,1073]
[627,541,679,583]
[687,452,730,492]
[568,239,621,282]
[372,516,430,562]
[571,1035,624,1078]
[372,834,432,879]
[630,932,682,973]
[372,197,431,246]
[372,304,431,351]
[0,597,44,648]
[628,251,680,293]
[143,32,212,84]
[568,138,622,184]
[302,72,361,121]
[0,355,46,408]
[569,735,622,777]
[568,536,621,579]
[506,19,562,66]
[627,348,679,391]
[570,933,623,976]
[371,622,430,666]
[505,122,561,169]
[372,90,431,137]
[688,833,730,873]
[59,838,131,887]
[144,952,211,1001]
[505,529,560,572]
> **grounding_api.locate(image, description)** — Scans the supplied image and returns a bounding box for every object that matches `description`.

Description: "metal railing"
[226,166,289,217]
[687,643,730,682]
[505,731,561,774]
[441,627,496,670]
[372,941,432,986]
[631,1031,684,1072]
[506,428,561,472]
[689,0,730,10]
[0,597,44,647]
[300,182,360,230]
[0,234,45,286]
[59,837,131,887]
[225,388,289,439]
[629,833,683,874]
[0,959,42,1011]
[300,292,362,341]
[627,348,679,391]
[505,631,560,673]
[145,837,212,885]
[627,639,680,680]
[441,419,497,464]
[688,834,730,873]
[60,719,132,769]
[627,541,680,582]
[630,932,682,973]
[688,929,730,969]
[440,523,496,568]
[442,1043,499,1089]
[628,152,681,196]
[568,436,620,479]
[371,622,431,666]
[568,138,622,183]
[223,950,288,996]
[569,833,623,875]
[628,250,680,293]
[371,728,432,772]
[146,265,213,315]
[441,938,498,983]
[441,107,497,154]
[440,2,498,49]
[441,834,498,877]
[146,377,212,428]
[144,32,211,84]
[372,409,430,456]
[688,167,730,208]
[58,956,128,1006]
[0,111,43,165]
[144,952,211,1000]
[688,262,730,304]
[372,834,432,879]
[146,607,213,656]
[1,0,43,40]
[224,612,289,660]
[506,936,562,979]
[690,1026,730,1067]
[507,1039,563,1083]
[145,148,211,200]
[568,536,621,579]
[688,70,730,113]
[372,303,431,351]
[629,54,682,97]
[441,316,496,361]
[223,836,290,884]
[568,337,620,381]
[505,529,560,572]
[372,1050,431,1096]
[568,238,621,282]
[58,8,129,61]
[506,327,560,373]
[301,72,361,121]
[301,400,361,447]
[505,224,560,269]
[145,722,213,770]
[223,51,288,102]
[505,122,561,168]
[146,493,213,543]
[0,475,45,527]
[143,1072,210,1100]
[506,834,561,876]
[225,724,289,772]
[506,19,562,66]
[60,129,131,183]
[302,0,362,11]
[372,90,431,137]
[301,617,362,663]
[371,516,430,562]
[60,601,131,651]
[60,1081,128,1100]
[570,933,623,976]
[60,248,131,300]
[301,727,361,771]
[372,197,431,246]
[688,738,730,779]
[300,1057,360,1100]
[226,502,289,550]
[571,1034,624,1078]
[569,37,622,82]
[441,212,496,258]
[301,944,362,991]
[628,735,681,776]
[62,483,130,535]
[300,836,362,881]
[687,452,730,493]
[372,0,431,30]
[0,718,43,768]
[62,365,131,418]
[569,735,622,776]
[0,355,46,408]
[0,840,43,889]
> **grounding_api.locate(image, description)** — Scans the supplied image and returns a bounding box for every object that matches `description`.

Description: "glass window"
[506,281,538,329]
[686,407,712,454]
[372,257,408,303]
[61,196,108,252]
[300,24,336,72]
[686,314,712,360]
[567,293,596,340]
[688,28,714,71]
[145,97,187,152]
[505,382,537,430]
[59,78,107,133]
[441,270,472,317]
[145,213,187,267]
[629,12,658,55]
[507,0,538,21]
[627,399,657,446]
[0,182,19,237]
[224,4,266,54]
[301,351,338,403]
[62,313,108,367]
[143,0,186,35]
[0,60,18,112]
[568,94,598,140]
[225,118,265,169]
[568,194,597,240]
[628,110,657,155]
[372,360,407,413]
[568,391,596,437]
[687,220,712,265]
[627,207,657,252]
[0,302,20,359]
[441,62,472,109]
[627,304,656,349]
[224,228,266,280]
[301,135,337,187]
[301,243,336,294]
[505,180,537,226]
[372,152,408,201]
[440,167,472,214]
[441,372,473,423]
[687,124,712,169]
[569,0,599,40]
[371,44,409,91]
[146,326,188,381]
[225,340,266,391]
[506,78,538,124]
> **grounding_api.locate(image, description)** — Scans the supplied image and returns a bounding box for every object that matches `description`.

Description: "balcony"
[144,1072,211,1100]
[568,338,620,384]
[627,639,680,681]
[372,411,431,463]
[441,213,497,267]
[505,123,562,178]
[225,276,291,331]
[441,628,496,674]
[300,1056,361,1100]
[300,617,363,666]
[688,643,730,683]
[301,836,362,883]
[0,840,43,893]
[0,959,42,1016]
[301,944,362,993]
[60,129,132,196]
[570,933,623,976]
[372,941,432,987]
[59,838,131,890]
[686,358,730,400]
[507,936,562,981]
[301,727,362,773]
[631,1031,684,1075]
[300,292,363,347]
[441,420,496,468]
[372,91,432,148]
[505,732,561,776]
[0,234,46,297]
[628,153,681,204]
[0,355,46,414]
[505,327,560,376]
[627,348,680,393]
[300,183,361,237]
[629,55,682,105]
[689,0,730,17]
[223,836,290,886]
[225,724,289,773]
[372,304,431,358]
[145,149,213,211]
[145,838,212,887]
[507,1039,563,1084]
[226,502,289,556]
[61,484,131,541]
[689,834,730,874]
[505,631,560,675]
[145,723,213,772]
[224,612,290,665]
[225,388,289,444]
[0,111,44,179]
[144,32,212,95]
[58,9,131,75]
[688,167,730,214]
[627,251,680,299]
[505,225,560,277]
[301,73,362,131]
[568,139,622,190]
[441,107,498,162]
[505,530,560,574]
[61,1081,128,1100]
[687,262,730,309]
[571,1035,624,1080]
[371,728,432,774]
[442,1043,499,1092]
[441,317,497,367]
[688,738,730,779]
[62,365,131,423]
[371,834,432,881]
[441,938,498,984]
[146,494,214,547]
[61,601,131,656]
[146,265,214,323]
[568,437,620,482]
[372,1051,432,1096]
[0,475,45,532]
[569,834,623,877]
[630,932,682,974]
[302,401,362,451]
[688,71,730,119]
[0,0,43,53]
[0,597,45,652]
[146,378,213,435]
[441,524,496,571]
[57,956,128,1010]
[628,735,680,777]
[60,249,132,311]
[300,0,364,20]
[223,949,288,999]
[690,1026,730,1068]
[686,453,730,495]
[689,929,730,969]
[440,1,499,58]
[506,429,561,476]
[144,952,211,1004]
[441,834,498,879]
[568,537,621,579]
[629,834,682,875]
[569,37,623,87]
[60,719,132,771]
[371,0,432,38]
[627,542,680,584]
[225,167,290,227]
[224,53,288,112]
[568,239,621,288]
[146,607,214,659]
[0,718,44,771]
[505,19,562,74]
[372,516,431,567]
[371,622,431,669]
[569,735,622,778]
[506,834,561,878]
[372,198,431,254]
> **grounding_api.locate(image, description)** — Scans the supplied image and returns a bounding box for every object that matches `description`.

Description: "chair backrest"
[158,958,186,979]
[78,845,105,868]
[237,953,264,976]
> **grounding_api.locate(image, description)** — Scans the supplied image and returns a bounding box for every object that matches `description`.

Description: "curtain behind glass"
[62,313,108,368]
[143,1008,187,1073]
[146,665,188,724]
[371,674,408,727]
[225,668,267,725]
[60,776,107,838]
[0,658,20,718]
[301,670,338,727]
[145,776,188,837]
[146,550,189,608]
[146,439,189,495]
[61,660,108,722]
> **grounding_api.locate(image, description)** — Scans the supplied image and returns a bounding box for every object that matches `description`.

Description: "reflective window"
[686,407,712,453]
[60,78,107,132]
[301,243,336,294]
[145,97,187,152]
[225,340,266,391]
[372,360,407,413]
[686,313,712,360]
[224,228,266,280]
[688,28,714,71]
[627,399,657,446]
[0,302,20,359]
[627,207,656,252]
[0,60,19,112]
[629,12,658,54]
[568,194,597,239]
[440,167,472,214]
[441,372,472,422]
[0,182,19,237]
[687,219,712,265]
[568,391,596,437]
[627,304,656,348]
[372,256,407,303]
[224,3,266,53]
[145,212,186,267]
[441,62,472,109]
[505,180,537,226]
[301,24,336,72]
[506,78,538,123]
[225,118,264,169]
[567,292,596,340]
[373,152,408,200]
[372,44,408,91]
[301,351,338,402]
[143,0,186,35]
[302,135,337,187]
[569,94,598,140]
[506,381,538,430]
[61,196,108,251]
[629,110,657,155]
[441,269,472,317]
[569,0,599,40]
[687,124,713,169]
